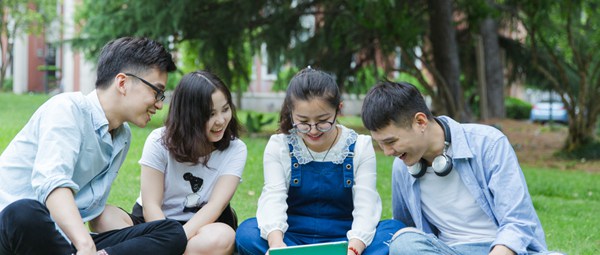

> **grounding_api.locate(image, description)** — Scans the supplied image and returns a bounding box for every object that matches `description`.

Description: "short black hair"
[361,80,432,131]
[95,37,176,89]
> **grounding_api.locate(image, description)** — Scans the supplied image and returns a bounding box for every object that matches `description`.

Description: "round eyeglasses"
[292,114,337,134]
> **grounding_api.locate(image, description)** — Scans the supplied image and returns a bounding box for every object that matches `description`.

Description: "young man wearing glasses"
[0,37,187,255]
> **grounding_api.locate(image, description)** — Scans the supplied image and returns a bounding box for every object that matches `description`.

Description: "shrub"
[245,112,275,135]
[469,96,532,120]
[506,97,532,120]
[2,78,13,92]
[559,141,600,160]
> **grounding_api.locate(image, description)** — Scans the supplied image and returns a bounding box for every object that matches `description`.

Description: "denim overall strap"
[343,143,355,188]
[288,143,302,187]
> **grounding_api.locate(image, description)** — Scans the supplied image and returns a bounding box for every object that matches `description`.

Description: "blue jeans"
[389,228,564,255]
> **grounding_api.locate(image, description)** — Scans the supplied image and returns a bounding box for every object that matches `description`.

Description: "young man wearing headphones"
[361,81,557,255]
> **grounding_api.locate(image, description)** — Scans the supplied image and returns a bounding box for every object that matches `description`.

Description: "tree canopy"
[1,0,57,91]
[74,0,263,92]
[71,0,600,153]
[515,0,600,150]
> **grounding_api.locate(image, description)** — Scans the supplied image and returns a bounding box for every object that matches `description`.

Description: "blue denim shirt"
[392,116,547,255]
[0,91,130,222]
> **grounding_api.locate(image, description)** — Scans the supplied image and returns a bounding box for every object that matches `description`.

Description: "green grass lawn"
[1,92,599,254]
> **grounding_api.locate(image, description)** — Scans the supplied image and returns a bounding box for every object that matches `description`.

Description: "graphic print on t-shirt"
[183,172,206,213]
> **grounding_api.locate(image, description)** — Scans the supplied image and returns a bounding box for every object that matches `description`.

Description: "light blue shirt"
[392,116,547,255]
[0,91,130,223]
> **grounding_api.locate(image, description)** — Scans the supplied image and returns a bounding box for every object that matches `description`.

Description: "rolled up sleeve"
[31,100,82,203]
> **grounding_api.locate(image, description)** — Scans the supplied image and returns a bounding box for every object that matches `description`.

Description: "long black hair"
[163,70,240,165]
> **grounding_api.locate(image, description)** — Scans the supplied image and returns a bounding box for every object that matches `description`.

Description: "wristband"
[348,246,359,255]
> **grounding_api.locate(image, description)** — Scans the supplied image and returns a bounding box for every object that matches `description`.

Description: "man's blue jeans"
[389,228,564,255]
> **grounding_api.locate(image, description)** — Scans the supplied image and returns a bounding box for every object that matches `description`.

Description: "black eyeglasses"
[125,73,165,102]
[292,113,337,134]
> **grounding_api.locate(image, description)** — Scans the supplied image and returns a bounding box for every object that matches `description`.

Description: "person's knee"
[1,199,48,228]
[236,218,260,243]
[376,219,406,239]
[89,205,132,233]
[198,223,235,247]
[389,227,428,255]
[235,218,264,254]
[159,219,187,237]
[160,219,188,254]
[186,223,235,254]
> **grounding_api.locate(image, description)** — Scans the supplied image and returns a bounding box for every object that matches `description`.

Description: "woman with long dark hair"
[92,70,246,255]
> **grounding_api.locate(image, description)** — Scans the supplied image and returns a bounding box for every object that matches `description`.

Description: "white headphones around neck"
[407,117,453,178]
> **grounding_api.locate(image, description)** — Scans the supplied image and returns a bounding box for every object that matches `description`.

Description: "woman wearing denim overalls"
[236,68,405,255]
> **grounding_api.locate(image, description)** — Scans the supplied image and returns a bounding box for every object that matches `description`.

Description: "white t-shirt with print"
[135,127,247,221]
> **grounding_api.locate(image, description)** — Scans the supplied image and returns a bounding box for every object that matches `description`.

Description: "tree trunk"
[565,104,598,151]
[236,84,243,110]
[480,9,505,119]
[475,35,489,120]
[428,0,471,121]
[0,42,11,92]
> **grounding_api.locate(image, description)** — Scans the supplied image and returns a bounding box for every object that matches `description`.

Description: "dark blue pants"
[0,199,187,255]
[236,217,405,255]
